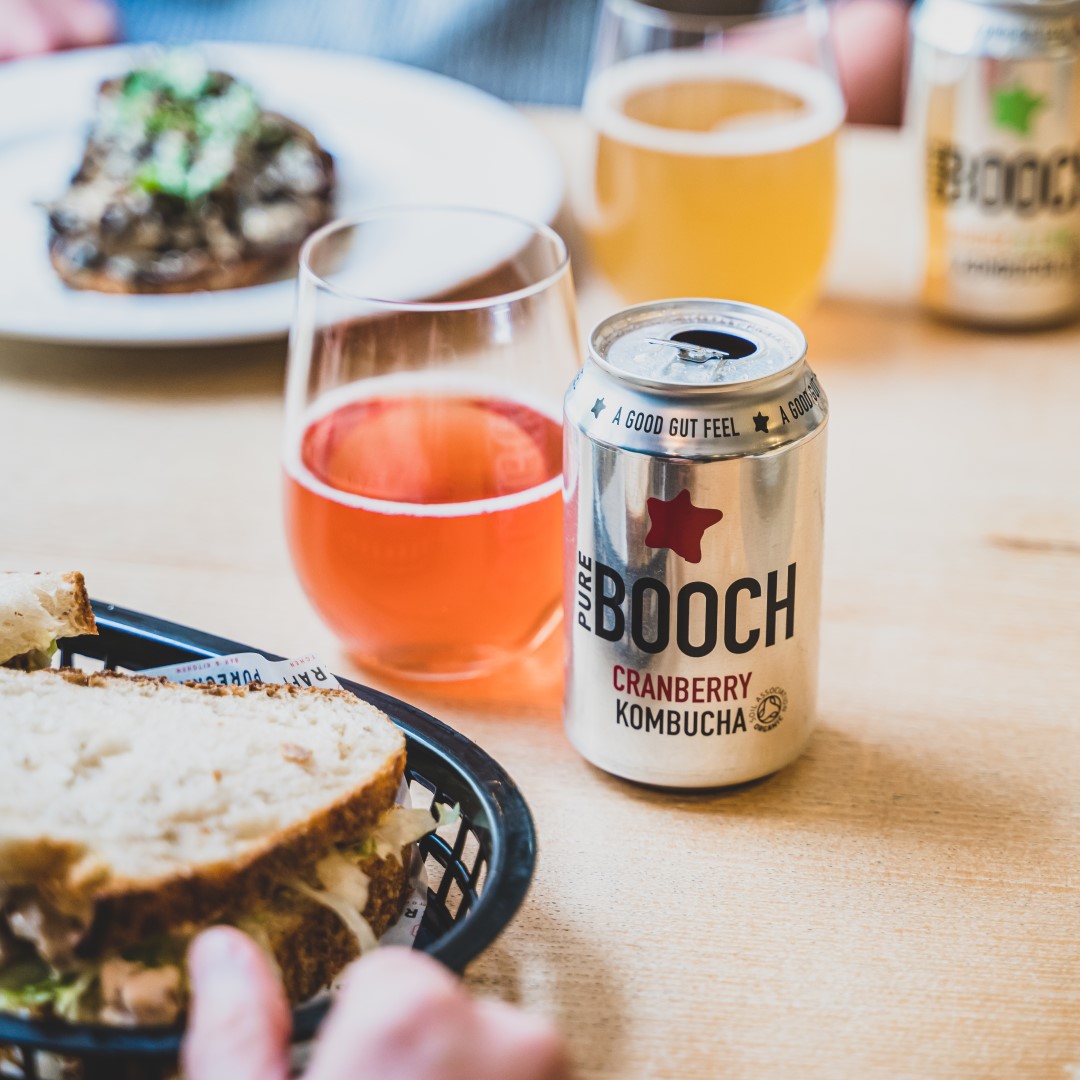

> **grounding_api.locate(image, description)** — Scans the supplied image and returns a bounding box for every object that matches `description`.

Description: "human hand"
[182,926,573,1080]
[0,0,116,62]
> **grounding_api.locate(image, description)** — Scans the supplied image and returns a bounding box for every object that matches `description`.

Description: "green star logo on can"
[992,84,1045,136]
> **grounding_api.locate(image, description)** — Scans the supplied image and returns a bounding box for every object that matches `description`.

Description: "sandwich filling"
[1,642,57,672]
[0,804,448,1026]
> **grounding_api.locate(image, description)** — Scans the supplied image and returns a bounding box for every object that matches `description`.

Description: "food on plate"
[0,669,442,1025]
[0,571,96,670]
[45,50,336,294]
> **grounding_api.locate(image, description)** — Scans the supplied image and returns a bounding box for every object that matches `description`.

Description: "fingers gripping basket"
[0,603,537,1078]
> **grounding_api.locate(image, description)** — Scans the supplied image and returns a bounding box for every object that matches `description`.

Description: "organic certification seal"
[753,686,788,732]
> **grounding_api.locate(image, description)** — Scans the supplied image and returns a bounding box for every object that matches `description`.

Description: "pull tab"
[646,338,729,365]
[647,328,758,366]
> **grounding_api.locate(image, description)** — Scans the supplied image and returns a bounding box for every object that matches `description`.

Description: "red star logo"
[644,489,723,563]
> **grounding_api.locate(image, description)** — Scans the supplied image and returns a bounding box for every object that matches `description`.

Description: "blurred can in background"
[563,301,827,789]
[909,0,1080,327]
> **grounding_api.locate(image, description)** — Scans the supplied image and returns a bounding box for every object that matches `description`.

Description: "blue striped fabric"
[115,0,602,105]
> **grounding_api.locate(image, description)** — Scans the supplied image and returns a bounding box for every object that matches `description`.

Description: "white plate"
[0,43,564,346]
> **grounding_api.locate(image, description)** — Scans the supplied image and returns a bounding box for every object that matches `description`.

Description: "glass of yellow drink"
[580,0,845,319]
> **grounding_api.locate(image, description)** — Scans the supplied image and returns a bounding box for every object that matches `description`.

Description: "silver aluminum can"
[563,300,828,789]
[909,0,1080,326]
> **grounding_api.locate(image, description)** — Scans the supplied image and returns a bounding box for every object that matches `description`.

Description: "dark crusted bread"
[0,668,405,959]
[47,243,299,294]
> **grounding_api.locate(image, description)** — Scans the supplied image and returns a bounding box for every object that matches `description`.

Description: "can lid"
[590,299,807,391]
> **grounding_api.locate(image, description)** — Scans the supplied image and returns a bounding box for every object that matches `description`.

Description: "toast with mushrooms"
[45,51,335,294]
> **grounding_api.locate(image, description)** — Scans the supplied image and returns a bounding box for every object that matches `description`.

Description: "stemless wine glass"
[579,0,845,318]
[283,206,579,681]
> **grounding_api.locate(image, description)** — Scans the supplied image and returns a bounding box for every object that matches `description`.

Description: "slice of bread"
[48,244,299,294]
[0,572,96,665]
[0,669,405,955]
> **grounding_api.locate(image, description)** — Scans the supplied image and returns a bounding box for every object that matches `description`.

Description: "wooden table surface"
[2,114,1079,1079]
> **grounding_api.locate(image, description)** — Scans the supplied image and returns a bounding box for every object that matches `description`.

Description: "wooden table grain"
[2,115,1079,1079]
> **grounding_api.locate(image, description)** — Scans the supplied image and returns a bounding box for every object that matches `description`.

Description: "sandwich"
[45,50,336,294]
[0,571,97,671]
[0,666,439,1026]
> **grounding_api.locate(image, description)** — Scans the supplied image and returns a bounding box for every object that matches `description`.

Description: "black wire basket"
[0,602,537,1078]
